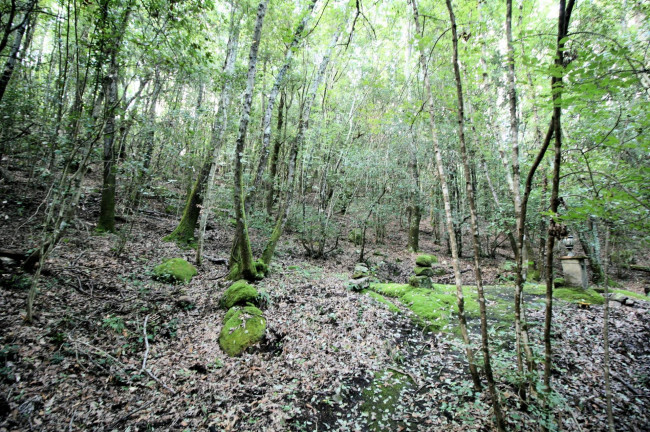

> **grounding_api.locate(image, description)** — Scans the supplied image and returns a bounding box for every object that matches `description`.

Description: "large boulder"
[347,277,371,292]
[153,258,197,283]
[415,254,438,267]
[219,306,266,356]
[220,280,259,309]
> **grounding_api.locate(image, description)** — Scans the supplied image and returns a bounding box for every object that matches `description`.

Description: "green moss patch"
[414,266,434,277]
[611,289,650,302]
[364,290,401,313]
[152,258,197,283]
[360,369,415,431]
[221,280,259,309]
[369,283,412,298]
[415,254,437,267]
[553,287,604,305]
[219,306,266,356]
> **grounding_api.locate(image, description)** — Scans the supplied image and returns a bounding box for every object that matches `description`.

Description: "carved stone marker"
[559,256,588,289]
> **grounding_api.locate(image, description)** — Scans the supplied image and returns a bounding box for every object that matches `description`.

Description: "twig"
[387,366,418,387]
[141,315,150,372]
[140,315,176,395]
[570,410,583,432]
[74,340,130,371]
[107,399,156,429]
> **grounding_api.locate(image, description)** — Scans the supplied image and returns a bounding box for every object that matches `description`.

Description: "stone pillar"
[559,256,588,290]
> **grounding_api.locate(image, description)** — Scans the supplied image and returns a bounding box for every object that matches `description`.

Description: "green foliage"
[152,258,197,283]
[102,315,126,334]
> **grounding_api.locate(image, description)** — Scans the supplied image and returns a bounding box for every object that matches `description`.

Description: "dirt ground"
[1,169,649,431]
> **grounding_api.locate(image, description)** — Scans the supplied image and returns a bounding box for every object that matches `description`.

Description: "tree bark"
[229,0,269,281]
[409,0,481,392]
[0,0,37,103]
[445,0,506,428]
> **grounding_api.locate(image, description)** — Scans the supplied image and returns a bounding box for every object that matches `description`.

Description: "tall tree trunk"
[601,222,616,432]
[260,28,342,267]
[409,0,481,391]
[445,0,506,428]
[543,1,576,419]
[0,0,37,103]
[97,1,133,232]
[266,90,286,215]
[167,9,240,248]
[248,0,319,207]
[229,0,269,281]
[407,140,421,252]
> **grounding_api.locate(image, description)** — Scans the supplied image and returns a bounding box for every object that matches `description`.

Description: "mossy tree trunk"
[446,0,505,427]
[577,216,605,284]
[410,0,481,392]
[407,141,421,253]
[165,162,210,247]
[97,1,133,233]
[265,90,285,215]
[229,0,269,281]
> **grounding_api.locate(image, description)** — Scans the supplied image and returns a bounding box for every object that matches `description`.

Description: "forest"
[0,0,649,430]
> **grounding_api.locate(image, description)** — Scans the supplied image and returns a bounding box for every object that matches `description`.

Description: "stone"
[609,293,627,304]
[409,275,432,289]
[414,266,434,277]
[353,263,370,279]
[415,254,437,267]
[559,256,588,289]
[220,280,259,309]
[219,306,266,356]
[153,258,197,284]
[347,277,370,292]
[430,265,446,276]
[176,296,194,307]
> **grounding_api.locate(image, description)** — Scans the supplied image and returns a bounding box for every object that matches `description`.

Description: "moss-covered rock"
[219,306,266,356]
[152,258,197,283]
[430,265,446,276]
[409,275,432,289]
[220,280,259,309]
[353,263,370,279]
[553,286,604,305]
[348,229,362,246]
[415,254,438,267]
[414,266,434,277]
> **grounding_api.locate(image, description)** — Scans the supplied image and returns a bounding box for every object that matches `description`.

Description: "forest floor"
[1,169,649,431]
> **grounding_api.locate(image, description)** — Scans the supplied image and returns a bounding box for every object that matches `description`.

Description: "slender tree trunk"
[409,0,481,391]
[0,0,37,103]
[407,140,421,252]
[543,3,576,424]
[260,28,342,267]
[229,0,269,281]
[97,1,133,232]
[601,222,616,432]
[445,0,506,428]
[266,90,286,215]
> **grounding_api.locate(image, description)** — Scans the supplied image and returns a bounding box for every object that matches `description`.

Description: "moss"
[401,288,457,330]
[415,254,437,267]
[502,261,516,272]
[364,290,401,313]
[611,289,650,302]
[360,369,415,431]
[254,259,269,277]
[369,283,411,298]
[409,275,432,289]
[523,284,547,296]
[553,286,604,305]
[152,258,197,283]
[220,280,259,309]
[554,277,565,288]
[218,306,266,356]
[526,269,541,282]
[414,266,434,277]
